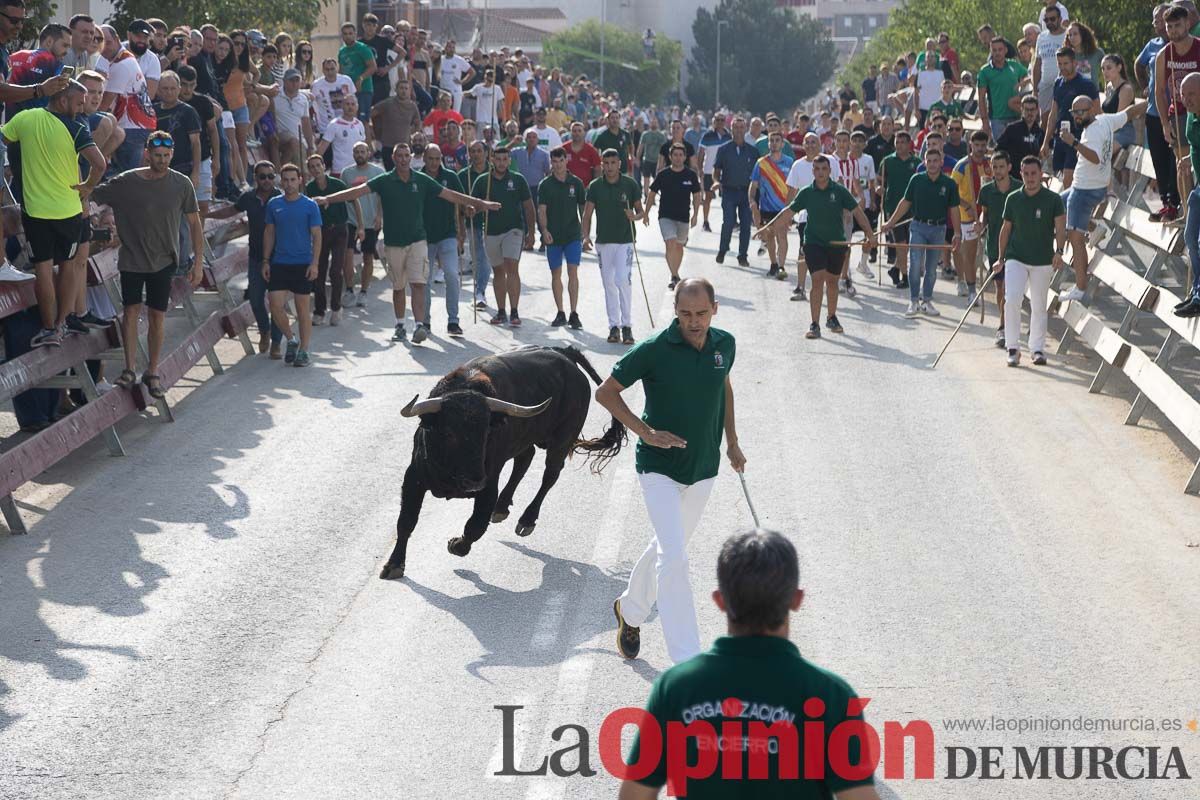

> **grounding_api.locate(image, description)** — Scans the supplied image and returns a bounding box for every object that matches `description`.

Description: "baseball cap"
[284,68,302,80]
[127,19,153,35]
[246,29,267,46]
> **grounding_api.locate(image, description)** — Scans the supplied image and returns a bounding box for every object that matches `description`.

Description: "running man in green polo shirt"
[620,530,879,800]
[315,142,499,343]
[470,146,536,326]
[878,131,920,289]
[596,277,745,664]
[582,148,645,344]
[756,155,876,339]
[537,147,586,329]
[995,154,1065,367]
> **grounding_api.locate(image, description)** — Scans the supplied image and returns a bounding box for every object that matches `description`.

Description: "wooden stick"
[932,267,998,369]
[830,241,954,251]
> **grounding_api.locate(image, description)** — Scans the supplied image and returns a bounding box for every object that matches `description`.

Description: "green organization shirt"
[610,320,735,486]
[338,40,376,93]
[305,177,350,226]
[880,153,921,217]
[788,181,858,247]
[459,166,487,230]
[471,170,530,235]
[903,172,960,222]
[419,165,463,243]
[593,127,633,171]
[585,174,641,244]
[367,169,444,247]
[929,99,964,119]
[977,60,1028,120]
[1001,186,1065,266]
[537,173,585,244]
[976,179,1015,262]
[628,636,875,798]
[1187,113,1200,173]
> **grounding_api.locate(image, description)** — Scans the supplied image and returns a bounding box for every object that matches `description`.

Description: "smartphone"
[60,65,75,79]
[1060,120,1070,135]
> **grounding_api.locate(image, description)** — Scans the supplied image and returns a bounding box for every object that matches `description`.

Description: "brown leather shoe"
[269,341,282,360]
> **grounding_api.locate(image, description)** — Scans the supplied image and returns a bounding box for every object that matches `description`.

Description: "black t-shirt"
[864,133,895,171]
[185,92,217,161]
[649,166,701,223]
[995,119,1043,165]
[518,91,537,128]
[152,100,202,171]
[187,52,227,110]
[464,60,488,91]
[861,77,877,102]
[363,35,392,69]
[659,139,695,166]
[235,187,281,262]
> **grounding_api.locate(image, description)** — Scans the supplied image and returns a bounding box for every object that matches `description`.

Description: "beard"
[128,41,148,56]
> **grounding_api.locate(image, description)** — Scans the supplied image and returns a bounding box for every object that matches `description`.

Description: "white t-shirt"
[1035,30,1068,87]
[440,55,471,90]
[310,74,356,133]
[273,91,310,138]
[470,83,503,128]
[1039,3,1069,31]
[1071,111,1126,190]
[103,52,155,131]
[916,68,943,111]
[527,124,562,152]
[852,154,876,209]
[785,157,817,222]
[323,116,367,175]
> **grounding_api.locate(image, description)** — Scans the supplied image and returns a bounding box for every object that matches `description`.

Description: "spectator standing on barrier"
[341,141,384,309]
[176,65,221,214]
[1174,73,1200,317]
[338,22,376,123]
[92,131,204,394]
[310,57,355,152]
[2,80,105,347]
[617,530,879,800]
[995,93,1045,165]
[471,145,535,327]
[459,141,492,309]
[1154,4,1200,221]
[1057,95,1148,304]
[977,150,1016,348]
[371,79,422,172]
[1032,7,1068,116]
[582,148,644,345]
[995,155,1066,368]
[712,116,757,268]
[1138,5,1176,222]
[262,162,322,367]
[537,146,586,329]
[419,143,465,336]
[1040,46,1100,189]
[272,69,314,172]
[977,36,1028,142]
[97,24,155,173]
[598,277,744,665]
[644,142,702,291]
[150,71,202,209]
[209,160,281,355]
[304,154,356,327]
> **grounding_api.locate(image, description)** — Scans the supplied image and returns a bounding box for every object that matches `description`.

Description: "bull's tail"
[558,345,627,474]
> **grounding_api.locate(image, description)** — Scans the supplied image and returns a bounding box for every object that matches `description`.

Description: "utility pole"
[600,0,607,88]
[715,19,728,108]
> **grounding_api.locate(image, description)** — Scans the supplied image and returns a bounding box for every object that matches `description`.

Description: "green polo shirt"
[1001,186,1064,266]
[880,153,920,217]
[977,178,1015,263]
[585,174,641,244]
[459,166,488,230]
[537,172,585,244]
[593,127,633,171]
[305,177,350,226]
[420,165,463,243]
[788,181,857,247]
[611,320,735,485]
[903,172,959,222]
[367,169,444,247]
[471,169,530,235]
[977,59,1027,121]
[1187,113,1200,173]
[628,636,874,798]
[929,99,964,119]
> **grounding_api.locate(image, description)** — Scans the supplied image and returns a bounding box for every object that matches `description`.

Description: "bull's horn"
[401,394,445,417]
[485,397,552,417]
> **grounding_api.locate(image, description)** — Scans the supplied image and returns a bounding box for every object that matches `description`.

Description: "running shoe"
[1006,348,1020,367]
[957,280,968,297]
[805,322,821,339]
[621,326,634,345]
[1032,351,1047,366]
[0,261,33,281]
[447,322,464,337]
[887,266,900,286]
[285,338,299,363]
[921,299,940,317]
[1058,286,1085,303]
[702,221,712,232]
[668,275,680,290]
[342,288,355,307]
[994,328,1006,348]
[757,244,767,257]
[330,310,341,326]
[79,311,113,328]
[31,327,62,348]
[904,301,921,318]
[767,263,779,277]
[270,341,283,359]
[63,314,89,336]
[776,266,788,280]
[1175,297,1200,318]
[790,287,806,301]
[715,251,726,264]
[736,255,750,267]
[1173,292,1196,310]
[826,315,844,333]
[897,276,910,289]
[311,313,324,326]
[293,349,311,367]
[551,310,567,327]
[412,323,429,343]
[356,290,367,307]
[607,326,620,343]
[855,258,873,279]
[842,278,857,298]
[474,298,488,310]
[568,311,582,330]
[613,600,640,659]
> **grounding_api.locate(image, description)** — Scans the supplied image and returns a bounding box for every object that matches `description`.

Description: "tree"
[686,0,835,113]
[13,0,56,48]
[542,20,683,107]
[108,0,332,39]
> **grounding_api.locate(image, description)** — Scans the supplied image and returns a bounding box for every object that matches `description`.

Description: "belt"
[913,218,946,226]
[724,185,749,192]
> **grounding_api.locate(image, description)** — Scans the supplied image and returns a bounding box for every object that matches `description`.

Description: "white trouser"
[448,86,464,113]
[596,242,633,328]
[1004,259,1053,354]
[619,472,715,664]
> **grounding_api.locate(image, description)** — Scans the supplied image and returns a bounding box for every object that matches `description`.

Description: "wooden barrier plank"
[219,301,255,339]
[1102,199,1182,255]
[0,326,115,404]
[155,307,229,391]
[0,279,37,321]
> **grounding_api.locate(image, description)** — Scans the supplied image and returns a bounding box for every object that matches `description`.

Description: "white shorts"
[961,221,979,241]
[221,110,235,130]
[196,159,213,202]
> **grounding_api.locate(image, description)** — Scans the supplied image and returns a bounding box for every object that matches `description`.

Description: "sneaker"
[1058,286,1085,303]
[805,322,821,339]
[568,311,582,330]
[826,315,844,333]
[342,288,355,306]
[776,266,788,280]
[855,258,873,279]
[967,289,977,306]
[957,280,968,297]
[736,255,750,267]
[668,275,680,290]
[621,326,634,345]
[1175,297,1200,318]
[330,310,341,326]
[31,327,62,348]
[1151,204,1179,223]
[447,322,464,337]
[270,341,283,359]
[412,323,429,343]
[921,299,940,317]
[888,266,900,286]
[356,291,367,307]
[1032,351,1047,366]
[508,312,521,327]
[897,276,910,289]
[63,314,89,336]
[994,328,1006,348]
[95,379,114,395]
[613,600,640,659]
[551,310,567,327]
[474,298,489,310]
[607,326,620,343]
[702,221,712,232]
[942,265,957,279]
[1173,292,1196,310]
[285,338,299,363]
[0,261,33,281]
[311,312,325,326]
[842,278,857,298]
[767,263,779,277]
[715,251,726,264]
[434,269,445,284]
[391,324,407,341]
[489,311,508,325]
[904,301,921,318]
[790,286,806,302]
[1006,348,1020,367]
[757,244,767,257]
[78,311,113,328]
[293,349,311,367]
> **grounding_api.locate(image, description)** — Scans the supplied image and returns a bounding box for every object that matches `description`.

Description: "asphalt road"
[1,217,1198,799]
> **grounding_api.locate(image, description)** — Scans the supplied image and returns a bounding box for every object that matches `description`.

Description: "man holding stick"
[976,149,1016,348]
[582,148,644,345]
[878,130,920,289]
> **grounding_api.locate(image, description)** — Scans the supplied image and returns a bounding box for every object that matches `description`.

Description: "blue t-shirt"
[1052,73,1099,126]
[1138,37,1166,118]
[265,194,322,265]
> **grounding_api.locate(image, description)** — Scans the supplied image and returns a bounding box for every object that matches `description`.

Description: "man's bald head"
[1182,72,1200,113]
[674,277,715,305]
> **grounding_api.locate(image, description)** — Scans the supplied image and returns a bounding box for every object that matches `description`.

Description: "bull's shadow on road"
[402,541,630,680]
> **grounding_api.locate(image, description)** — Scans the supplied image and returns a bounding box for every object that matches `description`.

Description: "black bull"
[381,345,626,579]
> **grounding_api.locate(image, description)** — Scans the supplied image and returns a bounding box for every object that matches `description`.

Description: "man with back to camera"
[618,529,879,800]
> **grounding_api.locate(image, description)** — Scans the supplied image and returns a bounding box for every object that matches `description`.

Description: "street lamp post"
[715,20,729,109]
[600,0,607,88]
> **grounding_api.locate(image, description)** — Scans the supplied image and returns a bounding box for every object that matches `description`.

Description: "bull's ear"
[489,412,508,428]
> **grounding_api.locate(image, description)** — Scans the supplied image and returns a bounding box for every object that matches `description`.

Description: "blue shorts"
[231,105,250,125]
[1062,185,1106,231]
[546,239,582,270]
[1052,137,1078,173]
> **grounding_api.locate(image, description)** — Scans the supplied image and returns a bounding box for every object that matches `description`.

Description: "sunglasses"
[0,10,24,24]
[299,49,312,55]
[148,133,174,148]
[256,173,276,180]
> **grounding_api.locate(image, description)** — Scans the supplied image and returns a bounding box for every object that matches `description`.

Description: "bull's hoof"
[447,537,472,557]
[379,562,406,580]
[490,511,509,523]
[515,521,536,537]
